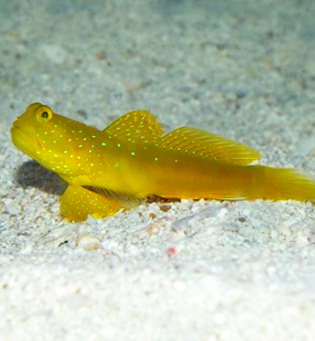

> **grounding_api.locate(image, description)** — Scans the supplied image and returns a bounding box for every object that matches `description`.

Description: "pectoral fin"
[84,186,142,209]
[60,185,124,221]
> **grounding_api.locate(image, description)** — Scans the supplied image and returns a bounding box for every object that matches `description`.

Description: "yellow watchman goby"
[11,103,315,221]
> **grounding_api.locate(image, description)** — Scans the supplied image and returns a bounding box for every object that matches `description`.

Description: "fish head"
[11,103,94,176]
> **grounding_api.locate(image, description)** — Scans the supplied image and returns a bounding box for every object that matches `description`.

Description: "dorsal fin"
[161,127,260,165]
[103,110,163,143]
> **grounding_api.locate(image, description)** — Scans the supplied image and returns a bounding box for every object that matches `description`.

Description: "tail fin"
[257,166,315,202]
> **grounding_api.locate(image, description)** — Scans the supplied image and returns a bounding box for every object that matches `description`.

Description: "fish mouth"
[11,119,25,138]
[11,121,27,141]
[10,122,23,142]
[11,122,42,158]
[11,120,20,132]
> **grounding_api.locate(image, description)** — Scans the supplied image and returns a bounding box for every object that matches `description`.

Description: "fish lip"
[11,120,23,135]
[11,120,19,131]
[11,122,43,154]
[11,122,25,138]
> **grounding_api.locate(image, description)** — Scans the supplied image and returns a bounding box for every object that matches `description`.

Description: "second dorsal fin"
[161,127,260,165]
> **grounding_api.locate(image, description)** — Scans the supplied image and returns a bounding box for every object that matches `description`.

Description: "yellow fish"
[11,103,315,221]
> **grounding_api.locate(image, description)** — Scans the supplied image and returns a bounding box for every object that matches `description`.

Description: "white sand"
[1,0,315,340]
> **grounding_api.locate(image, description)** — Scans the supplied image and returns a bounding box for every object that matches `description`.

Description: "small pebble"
[76,234,102,251]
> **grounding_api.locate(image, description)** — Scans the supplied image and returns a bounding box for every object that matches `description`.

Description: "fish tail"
[253,166,315,202]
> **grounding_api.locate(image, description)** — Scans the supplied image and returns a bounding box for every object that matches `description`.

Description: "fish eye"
[41,111,49,119]
[36,105,53,123]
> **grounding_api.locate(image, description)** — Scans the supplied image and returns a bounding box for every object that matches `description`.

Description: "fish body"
[11,103,315,221]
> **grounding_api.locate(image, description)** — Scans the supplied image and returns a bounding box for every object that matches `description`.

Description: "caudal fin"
[257,166,315,202]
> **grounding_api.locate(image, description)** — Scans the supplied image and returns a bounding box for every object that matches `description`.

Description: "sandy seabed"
[1,0,315,340]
